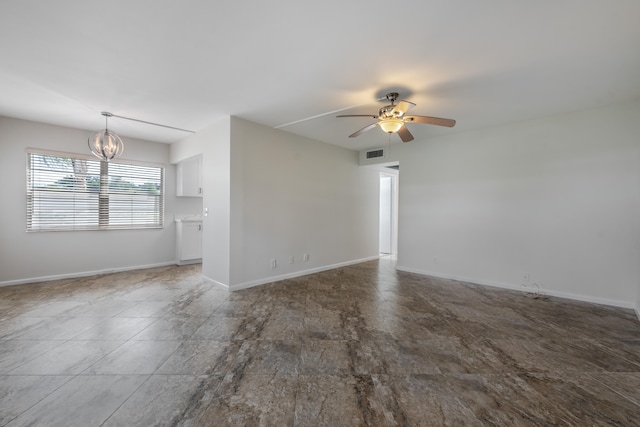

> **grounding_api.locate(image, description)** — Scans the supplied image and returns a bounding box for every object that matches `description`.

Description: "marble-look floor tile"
[303,315,353,340]
[0,375,72,425]
[191,316,266,341]
[139,286,193,302]
[115,301,172,318]
[195,374,298,427]
[10,317,105,340]
[210,300,272,318]
[347,337,442,375]
[16,300,89,318]
[109,286,164,302]
[164,288,227,318]
[549,312,640,341]
[6,374,148,427]
[370,374,482,426]
[0,317,48,340]
[9,340,124,375]
[102,375,222,427]
[375,338,444,375]
[418,336,517,374]
[592,338,640,368]
[267,299,307,318]
[62,299,138,317]
[295,375,388,426]
[380,294,450,320]
[259,315,304,340]
[0,340,65,373]
[84,340,181,375]
[72,317,157,341]
[305,295,364,318]
[489,337,640,373]
[131,316,207,341]
[373,314,457,341]
[0,259,638,426]
[259,279,310,298]
[0,302,30,319]
[448,315,559,341]
[156,340,241,375]
[300,339,352,375]
[229,340,301,376]
[587,371,640,406]
[520,372,640,425]
[439,373,572,425]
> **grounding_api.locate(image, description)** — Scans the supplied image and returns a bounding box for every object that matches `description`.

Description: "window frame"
[26,148,165,232]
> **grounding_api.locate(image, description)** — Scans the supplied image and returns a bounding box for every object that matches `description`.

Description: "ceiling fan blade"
[391,100,416,116]
[405,115,456,127]
[336,114,377,118]
[348,122,379,138]
[397,125,414,142]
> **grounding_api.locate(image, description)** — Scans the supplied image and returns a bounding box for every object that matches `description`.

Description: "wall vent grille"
[366,149,384,159]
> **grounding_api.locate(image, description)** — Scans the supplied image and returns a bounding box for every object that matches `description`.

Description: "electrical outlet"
[271,259,277,269]
[523,273,530,284]
[289,256,294,264]
[303,253,309,262]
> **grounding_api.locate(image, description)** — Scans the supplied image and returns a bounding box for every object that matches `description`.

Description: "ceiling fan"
[337,92,456,142]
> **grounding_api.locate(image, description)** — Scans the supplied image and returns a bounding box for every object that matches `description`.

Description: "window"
[26,149,164,231]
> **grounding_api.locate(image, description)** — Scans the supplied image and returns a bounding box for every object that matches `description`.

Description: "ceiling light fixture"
[88,112,124,161]
[88,111,196,161]
[378,119,404,134]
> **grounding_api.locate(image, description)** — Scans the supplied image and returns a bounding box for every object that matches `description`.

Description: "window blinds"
[26,150,164,231]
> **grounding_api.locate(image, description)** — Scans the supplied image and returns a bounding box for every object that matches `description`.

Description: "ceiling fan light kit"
[378,119,404,133]
[337,92,456,142]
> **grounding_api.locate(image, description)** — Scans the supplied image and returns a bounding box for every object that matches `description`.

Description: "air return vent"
[366,149,384,159]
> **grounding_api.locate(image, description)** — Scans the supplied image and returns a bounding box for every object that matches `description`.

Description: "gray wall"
[0,116,200,284]
[170,117,380,290]
[393,98,640,309]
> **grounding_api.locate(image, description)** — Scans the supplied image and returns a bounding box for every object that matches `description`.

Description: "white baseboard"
[201,275,229,290]
[176,258,202,266]
[0,255,380,292]
[396,265,637,310]
[228,256,380,292]
[0,261,177,288]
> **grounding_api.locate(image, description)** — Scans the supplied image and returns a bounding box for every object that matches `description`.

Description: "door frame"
[379,170,399,255]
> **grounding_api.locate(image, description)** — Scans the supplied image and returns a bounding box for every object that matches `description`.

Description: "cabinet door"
[180,222,202,261]
[176,155,202,197]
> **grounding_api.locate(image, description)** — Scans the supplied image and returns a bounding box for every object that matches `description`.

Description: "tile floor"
[1,258,639,426]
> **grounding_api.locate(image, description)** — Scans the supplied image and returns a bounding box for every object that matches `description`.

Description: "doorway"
[379,170,398,255]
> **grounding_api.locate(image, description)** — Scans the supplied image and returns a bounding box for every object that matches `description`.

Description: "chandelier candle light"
[88,112,124,161]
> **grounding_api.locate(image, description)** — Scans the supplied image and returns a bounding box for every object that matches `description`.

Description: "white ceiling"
[1,1,639,151]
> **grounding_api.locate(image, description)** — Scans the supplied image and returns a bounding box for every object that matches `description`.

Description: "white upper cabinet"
[176,155,202,197]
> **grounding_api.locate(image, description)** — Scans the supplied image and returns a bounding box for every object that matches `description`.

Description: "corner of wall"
[202,275,230,291]
[228,256,380,292]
